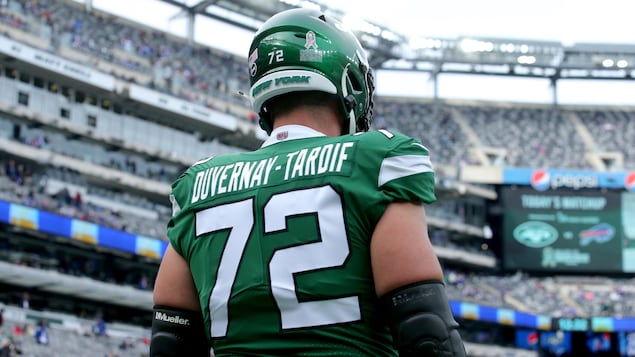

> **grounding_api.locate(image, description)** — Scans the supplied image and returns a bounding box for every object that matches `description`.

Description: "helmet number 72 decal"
[268,49,284,64]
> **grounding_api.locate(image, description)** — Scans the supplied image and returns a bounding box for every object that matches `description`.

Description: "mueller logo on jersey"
[625,172,635,192]
[530,169,599,191]
[155,311,190,326]
[579,223,615,246]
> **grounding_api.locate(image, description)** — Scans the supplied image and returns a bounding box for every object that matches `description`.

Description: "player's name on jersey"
[191,142,355,203]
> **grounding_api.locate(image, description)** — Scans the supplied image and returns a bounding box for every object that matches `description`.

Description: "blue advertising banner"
[0,200,168,260]
[503,168,635,191]
[449,300,635,332]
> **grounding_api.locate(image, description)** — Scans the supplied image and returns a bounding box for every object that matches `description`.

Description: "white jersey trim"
[169,193,181,217]
[378,154,433,187]
[262,125,326,147]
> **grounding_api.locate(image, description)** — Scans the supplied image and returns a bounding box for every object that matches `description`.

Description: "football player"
[151,8,466,357]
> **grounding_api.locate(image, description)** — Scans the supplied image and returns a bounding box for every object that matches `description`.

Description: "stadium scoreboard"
[501,186,635,273]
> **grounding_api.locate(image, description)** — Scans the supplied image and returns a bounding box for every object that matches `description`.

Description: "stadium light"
[409,37,442,50]
[342,14,381,36]
[460,39,494,53]
[517,55,536,65]
[519,44,529,54]
[380,29,400,42]
[602,58,615,67]
[501,43,516,53]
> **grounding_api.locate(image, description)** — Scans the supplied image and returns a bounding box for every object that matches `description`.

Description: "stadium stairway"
[503,294,533,314]
[566,112,624,171]
[558,285,588,317]
[447,108,491,166]
[567,111,603,170]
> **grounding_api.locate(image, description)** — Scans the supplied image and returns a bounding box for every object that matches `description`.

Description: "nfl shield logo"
[276,131,288,140]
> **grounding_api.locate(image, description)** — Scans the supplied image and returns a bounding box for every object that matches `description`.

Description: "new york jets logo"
[513,221,559,248]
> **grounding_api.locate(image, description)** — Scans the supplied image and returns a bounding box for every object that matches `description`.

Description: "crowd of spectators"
[0,0,634,171]
[442,269,635,318]
[0,0,254,121]
[0,313,149,357]
[451,105,592,169]
[0,327,22,357]
[2,154,486,258]
[374,100,475,167]
[1,158,172,241]
[0,235,155,291]
[11,122,182,184]
[575,108,635,168]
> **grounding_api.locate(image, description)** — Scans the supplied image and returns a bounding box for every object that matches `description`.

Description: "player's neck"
[273,107,342,137]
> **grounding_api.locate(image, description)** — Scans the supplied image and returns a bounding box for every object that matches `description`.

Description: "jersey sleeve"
[166,155,218,258]
[166,169,196,259]
[376,131,436,204]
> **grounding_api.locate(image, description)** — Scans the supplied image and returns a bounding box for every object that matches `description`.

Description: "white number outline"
[195,186,361,338]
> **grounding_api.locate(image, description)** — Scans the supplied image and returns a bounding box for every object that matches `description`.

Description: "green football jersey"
[167,125,436,356]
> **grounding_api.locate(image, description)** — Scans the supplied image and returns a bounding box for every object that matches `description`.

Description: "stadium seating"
[0,305,150,357]
[2,0,635,169]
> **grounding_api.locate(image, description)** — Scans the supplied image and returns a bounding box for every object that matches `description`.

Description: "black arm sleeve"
[379,281,466,357]
[150,305,211,357]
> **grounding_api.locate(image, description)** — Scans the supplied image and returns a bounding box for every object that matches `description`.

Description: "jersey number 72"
[195,185,362,338]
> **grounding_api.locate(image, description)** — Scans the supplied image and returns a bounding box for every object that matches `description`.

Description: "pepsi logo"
[526,331,539,346]
[530,170,550,191]
[530,170,600,190]
[625,172,635,192]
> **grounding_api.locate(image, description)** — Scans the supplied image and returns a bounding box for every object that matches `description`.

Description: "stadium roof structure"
[155,0,635,81]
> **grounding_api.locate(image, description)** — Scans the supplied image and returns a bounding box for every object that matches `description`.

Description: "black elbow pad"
[150,305,210,357]
[379,281,466,357]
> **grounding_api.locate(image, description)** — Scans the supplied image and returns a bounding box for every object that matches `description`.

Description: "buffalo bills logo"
[579,223,615,246]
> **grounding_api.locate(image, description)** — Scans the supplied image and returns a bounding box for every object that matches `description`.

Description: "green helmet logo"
[248,8,375,135]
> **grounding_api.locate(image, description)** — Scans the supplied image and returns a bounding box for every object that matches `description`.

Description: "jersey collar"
[261,125,326,147]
